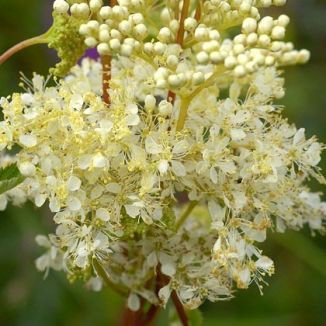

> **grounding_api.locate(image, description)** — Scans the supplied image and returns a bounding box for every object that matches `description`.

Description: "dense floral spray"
[0,0,325,325]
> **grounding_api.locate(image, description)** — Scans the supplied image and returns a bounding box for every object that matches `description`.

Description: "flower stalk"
[167,0,191,106]
[0,35,48,66]
[101,0,118,106]
[171,291,189,326]
[101,55,111,105]
[176,97,191,131]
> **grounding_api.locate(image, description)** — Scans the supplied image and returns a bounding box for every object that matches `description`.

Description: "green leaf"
[0,164,25,195]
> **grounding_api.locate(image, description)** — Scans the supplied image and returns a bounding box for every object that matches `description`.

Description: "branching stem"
[176,66,227,130]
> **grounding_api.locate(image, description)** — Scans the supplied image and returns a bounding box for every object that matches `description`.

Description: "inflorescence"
[0,0,325,314]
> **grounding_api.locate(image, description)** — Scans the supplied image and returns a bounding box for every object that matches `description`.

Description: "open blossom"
[0,0,325,313]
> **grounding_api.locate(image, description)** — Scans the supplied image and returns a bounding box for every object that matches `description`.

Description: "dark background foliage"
[0,1,325,325]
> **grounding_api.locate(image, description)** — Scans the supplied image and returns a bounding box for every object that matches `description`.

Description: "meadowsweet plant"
[0,0,325,324]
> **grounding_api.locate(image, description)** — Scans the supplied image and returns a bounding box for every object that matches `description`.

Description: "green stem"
[93,258,128,296]
[176,97,191,131]
[175,201,198,231]
[175,66,227,131]
[188,65,226,101]
[0,34,48,66]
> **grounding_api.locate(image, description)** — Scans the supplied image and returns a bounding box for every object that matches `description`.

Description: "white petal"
[93,232,109,249]
[146,252,158,267]
[35,235,50,247]
[19,134,37,147]
[18,162,36,176]
[255,256,274,271]
[128,293,140,311]
[231,128,246,141]
[21,93,35,106]
[238,268,251,288]
[145,137,162,154]
[78,155,92,170]
[35,255,49,272]
[126,103,138,115]
[93,153,107,168]
[171,161,186,177]
[213,238,221,252]
[35,194,47,207]
[69,94,83,110]
[126,114,140,126]
[158,160,169,174]
[173,140,189,154]
[87,277,103,292]
[305,143,321,166]
[124,204,141,218]
[96,208,110,222]
[67,197,81,211]
[233,191,247,210]
[161,262,176,277]
[210,167,218,183]
[158,284,172,306]
[106,183,121,193]
[218,161,236,174]
[293,128,305,145]
[49,197,60,212]
[208,200,225,225]
[67,176,82,191]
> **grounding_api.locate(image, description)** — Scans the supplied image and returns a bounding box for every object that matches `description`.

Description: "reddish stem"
[194,0,202,21]
[167,0,191,104]
[101,0,118,106]
[120,308,144,326]
[167,90,176,104]
[171,291,189,326]
[101,55,111,105]
[176,0,190,46]
[140,304,161,326]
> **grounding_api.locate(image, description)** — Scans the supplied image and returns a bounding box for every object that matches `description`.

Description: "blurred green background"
[0,1,325,325]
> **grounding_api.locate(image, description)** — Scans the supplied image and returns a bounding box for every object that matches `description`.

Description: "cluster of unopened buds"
[0,0,325,324]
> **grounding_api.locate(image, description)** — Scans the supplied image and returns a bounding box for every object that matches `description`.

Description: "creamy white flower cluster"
[0,0,325,311]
